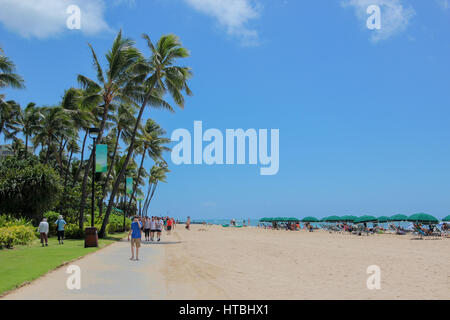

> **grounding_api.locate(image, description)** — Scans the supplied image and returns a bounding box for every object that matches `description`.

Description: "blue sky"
[1,0,450,220]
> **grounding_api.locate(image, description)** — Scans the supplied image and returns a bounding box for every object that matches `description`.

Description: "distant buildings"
[0,145,33,158]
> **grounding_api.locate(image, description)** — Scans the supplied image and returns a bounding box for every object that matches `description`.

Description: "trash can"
[84,227,98,248]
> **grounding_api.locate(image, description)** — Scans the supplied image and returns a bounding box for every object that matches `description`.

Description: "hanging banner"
[126,177,133,195]
[96,144,108,173]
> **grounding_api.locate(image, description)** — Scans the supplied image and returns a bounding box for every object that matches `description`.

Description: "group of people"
[37,215,67,247]
[128,216,177,261]
[140,216,176,241]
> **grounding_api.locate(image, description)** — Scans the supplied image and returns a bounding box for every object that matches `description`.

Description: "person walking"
[150,216,157,241]
[38,218,49,247]
[186,216,191,230]
[156,217,163,242]
[128,216,143,261]
[167,217,173,235]
[144,217,151,241]
[55,215,67,244]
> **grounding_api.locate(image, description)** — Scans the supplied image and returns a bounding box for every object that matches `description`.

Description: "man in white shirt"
[38,218,49,247]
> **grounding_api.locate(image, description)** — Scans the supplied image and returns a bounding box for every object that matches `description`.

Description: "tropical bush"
[0,157,62,222]
[0,225,36,249]
[97,213,130,233]
[0,214,33,228]
[64,224,84,239]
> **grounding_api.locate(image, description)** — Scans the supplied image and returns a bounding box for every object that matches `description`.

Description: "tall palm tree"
[76,30,142,229]
[127,118,170,210]
[98,102,136,216]
[101,33,192,237]
[142,162,169,216]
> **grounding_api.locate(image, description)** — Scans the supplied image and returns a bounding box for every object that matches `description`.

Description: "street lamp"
[85,127,100,248]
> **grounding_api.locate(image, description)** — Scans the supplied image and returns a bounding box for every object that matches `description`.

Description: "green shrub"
[0,215,33,228]
[0,225,36,249]
[0,156,62,221]
[64,224,84,239]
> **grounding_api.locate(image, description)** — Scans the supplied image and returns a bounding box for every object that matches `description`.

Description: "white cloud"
[437,0,450,10]
[0,0,112,39]
[342,0,415,42]
[183,0,262,46]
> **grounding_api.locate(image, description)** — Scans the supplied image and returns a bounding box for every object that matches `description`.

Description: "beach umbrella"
[287,217,300,222]
[340,215,358,222]
[389,214,408,222]
[302,216,320,223]
[407,213,439,224]
[324,215,341,222]
[442,215,450,222]
[377,216,390,223]
[355,215,378,223]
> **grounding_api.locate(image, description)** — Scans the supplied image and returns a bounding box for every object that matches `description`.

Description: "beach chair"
[352,225,370,236]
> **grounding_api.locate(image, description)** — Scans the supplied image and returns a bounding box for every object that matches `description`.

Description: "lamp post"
[85,127,100,248]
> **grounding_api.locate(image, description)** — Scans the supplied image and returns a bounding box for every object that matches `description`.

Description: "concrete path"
[2,239,175,300]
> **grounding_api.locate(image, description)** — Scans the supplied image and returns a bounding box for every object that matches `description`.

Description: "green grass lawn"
[0,232,127,295]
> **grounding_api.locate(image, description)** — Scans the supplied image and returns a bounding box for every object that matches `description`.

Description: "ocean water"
[189,219,421,229]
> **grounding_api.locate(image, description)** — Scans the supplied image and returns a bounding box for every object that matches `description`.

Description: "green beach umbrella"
[324,216,341,222]
[407,213,439,224]
[389,214,408,222]
[355,215,378,223]
[377,216,390,223]
[442,215,450,222]
[302,216,320,223]
[340,215,358,222]
[287,217,300,222]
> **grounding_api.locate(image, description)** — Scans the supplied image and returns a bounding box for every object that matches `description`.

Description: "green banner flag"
[96,144,108,173]
[126,177,133,195]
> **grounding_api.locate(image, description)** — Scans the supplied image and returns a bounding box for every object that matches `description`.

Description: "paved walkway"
[3,239,174,300]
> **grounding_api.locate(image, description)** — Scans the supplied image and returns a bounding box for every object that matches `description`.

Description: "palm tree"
[0,99,21,141]
[142,162,169,216]
[32,106,71,164]
[0,54,24,92]
[76,30,142,229]
[127,118,170,210]
[17,102,43,157]
[98,103,136,216]
[101,33,192,238]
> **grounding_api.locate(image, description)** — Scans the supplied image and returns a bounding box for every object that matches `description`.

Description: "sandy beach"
[3,224,449,300]
[164,224,450,300]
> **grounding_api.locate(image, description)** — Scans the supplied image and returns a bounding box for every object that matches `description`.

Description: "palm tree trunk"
[99,129,121,217]
[100,85,156,238]
[60,147,74,216]
[25,135,28,158]
[142,184,152,215]
[44,136,52,164]
[73,129,88,187]
[144,181,158,216]
[127,146,147,210]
